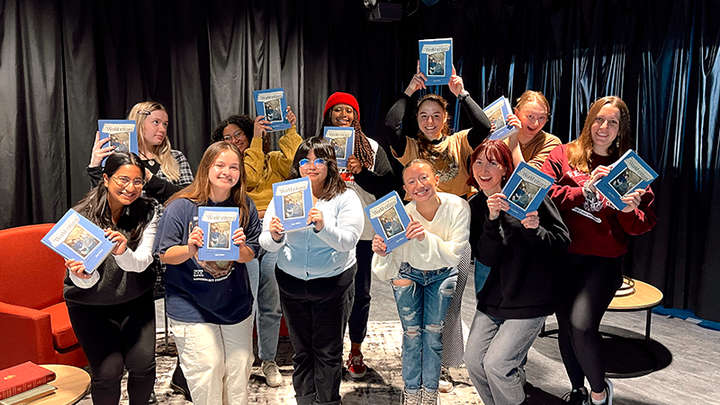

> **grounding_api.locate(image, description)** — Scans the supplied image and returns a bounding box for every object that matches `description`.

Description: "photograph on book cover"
[261,99,283,123]
[283,192,305,220]
[330,138,348,160]
[609,167,642,197]
[508,180,541,210]
[486,104,507,136]
[207,222,231,250]
[427,52,446,76]
[379,207,405,239]
[63,225,101,259]
[109,131,131,153]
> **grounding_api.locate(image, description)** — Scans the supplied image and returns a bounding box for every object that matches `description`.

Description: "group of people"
[61,63,656,405]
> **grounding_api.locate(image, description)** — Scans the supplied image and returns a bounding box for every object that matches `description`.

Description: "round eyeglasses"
[299,158,327,168]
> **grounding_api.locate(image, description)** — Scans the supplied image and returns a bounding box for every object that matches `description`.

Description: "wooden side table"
[607,278,664,345]
[34,365,90,405]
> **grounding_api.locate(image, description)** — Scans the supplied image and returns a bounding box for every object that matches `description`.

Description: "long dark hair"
[166,141,251,227]
[287,137,347,201]
[73,152,155,249]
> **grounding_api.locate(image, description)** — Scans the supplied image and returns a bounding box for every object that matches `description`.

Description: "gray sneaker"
[422,389,440,405]
[261,360,283,387]
[402,388,422,405]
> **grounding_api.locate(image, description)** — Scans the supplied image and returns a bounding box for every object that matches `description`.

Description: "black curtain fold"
[2,0,720,321]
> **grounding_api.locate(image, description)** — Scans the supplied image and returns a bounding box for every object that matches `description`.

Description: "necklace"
[139,150,156,166]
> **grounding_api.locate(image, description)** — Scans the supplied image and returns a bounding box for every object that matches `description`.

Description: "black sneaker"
[562,386,588,405]
[170,360,192,401]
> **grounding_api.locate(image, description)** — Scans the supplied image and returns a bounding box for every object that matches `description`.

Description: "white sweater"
[372,192,470,281]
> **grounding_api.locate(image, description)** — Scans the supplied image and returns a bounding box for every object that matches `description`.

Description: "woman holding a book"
[321,92,396,379]
[540,96,657,405]
[384,62,491,389]
[210,108,301,388]
[88,100,195,399]
[64,152,159,405]
[154,141,261,405]
[464,140,570,405]
[260,137,364,405]
[371,158,470,405]
[504,90,562,170]
[89,101,194,201]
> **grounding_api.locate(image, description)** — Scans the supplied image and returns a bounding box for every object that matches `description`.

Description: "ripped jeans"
[392,263,458,393]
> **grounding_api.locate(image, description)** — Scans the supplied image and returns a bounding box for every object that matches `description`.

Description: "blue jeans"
[246,248,282,362]
[465,311,546,405]
[392,263,457,393]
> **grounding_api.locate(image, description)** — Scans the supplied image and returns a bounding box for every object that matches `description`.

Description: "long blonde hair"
[128,101,181,182]
[166,142,250,228]
[567,96,632,173]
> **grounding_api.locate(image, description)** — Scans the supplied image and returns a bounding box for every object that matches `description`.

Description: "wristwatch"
[458,90,470,101]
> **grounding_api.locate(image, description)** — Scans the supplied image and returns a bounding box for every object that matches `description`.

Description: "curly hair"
[211,115,270,154]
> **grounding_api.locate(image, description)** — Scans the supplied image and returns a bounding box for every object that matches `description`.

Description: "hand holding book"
[405,61,428,96]
[105,228,128,255]
[268,216,285,242]
[620,189,646,213]
[486,192,509,220]
[405,217,426,242]
[447,66,465,97]
[89,131,115,167]
[520,211,540,229]
[65,258,91,279]
[307,207,324,232]
[371,234,388,257]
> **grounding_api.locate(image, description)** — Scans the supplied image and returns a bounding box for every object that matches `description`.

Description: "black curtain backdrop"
[2,0,719,321]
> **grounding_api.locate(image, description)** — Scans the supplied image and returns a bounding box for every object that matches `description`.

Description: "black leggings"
[68,290,156,405]
[556,253,623,394]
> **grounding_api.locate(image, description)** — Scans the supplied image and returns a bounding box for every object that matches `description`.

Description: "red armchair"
[0,224,87,369]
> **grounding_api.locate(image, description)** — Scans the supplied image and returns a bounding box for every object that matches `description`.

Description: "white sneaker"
[438,367,453,393]
[402,389,422,405]
[422,389,440,405]
[261,360,283,387]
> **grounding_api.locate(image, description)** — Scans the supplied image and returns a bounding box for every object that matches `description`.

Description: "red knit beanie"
[323,92,360,118]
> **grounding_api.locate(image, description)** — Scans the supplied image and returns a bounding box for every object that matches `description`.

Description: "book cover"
[0,384,56,405]
[253,88,291,131]
[197,207,240,262]
[272,177,314,233]
[97,120,138,166]
[483,96,519,141]
[0,362,56,400]
[501,162,555,220]
[323,126,355,169]
[418,38,453,86]
[40,209,116,274]
[364,191,411,253]
[595,149,658,210]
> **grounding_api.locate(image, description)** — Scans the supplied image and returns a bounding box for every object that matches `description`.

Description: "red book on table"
[0,362,56,400]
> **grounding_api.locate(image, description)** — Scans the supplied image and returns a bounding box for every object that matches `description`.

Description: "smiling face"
[142,109,169,147]
[515,100,548,144]
[402,162,439,204]
[103,164,144,207]
[299,149,328,187]
[472,152,508,195]
[208,150,241,196]
[222,123,250,152]
[590,104,621,156]
[417,100,448,141]
[330,103,355,127]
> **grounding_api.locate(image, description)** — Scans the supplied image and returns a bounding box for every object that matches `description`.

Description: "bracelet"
[458,90,470,102]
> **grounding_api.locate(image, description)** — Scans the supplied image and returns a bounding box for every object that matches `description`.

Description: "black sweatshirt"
[469,192,571,319]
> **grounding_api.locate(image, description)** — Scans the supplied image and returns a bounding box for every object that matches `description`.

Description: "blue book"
[595,149,658,210]
[364,191,411,253]
[323,126,355,169]
[272,177,314,233]
[253,88,291,131]
[501,162,555,220]
[41,209,115,274]
[483,96,519,141]
[97,120,139,165]
[418,38,453,86]
[197,207,240,262]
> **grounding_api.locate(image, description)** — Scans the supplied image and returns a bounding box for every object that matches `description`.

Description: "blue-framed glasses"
[299,158,327,168]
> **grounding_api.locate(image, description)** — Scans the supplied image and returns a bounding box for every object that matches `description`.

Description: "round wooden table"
[607,278,664,345]
[34,365,90,405]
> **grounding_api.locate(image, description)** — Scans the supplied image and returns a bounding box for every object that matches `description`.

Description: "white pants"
[169,316,254,405]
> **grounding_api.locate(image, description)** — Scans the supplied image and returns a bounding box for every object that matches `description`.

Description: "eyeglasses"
[223,131,245,142]
[299,158,327,168]
[111,176,145,188]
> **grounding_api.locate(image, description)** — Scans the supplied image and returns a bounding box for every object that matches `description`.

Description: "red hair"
[466,140,514,189]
